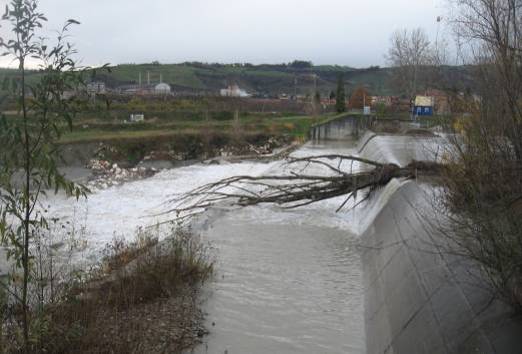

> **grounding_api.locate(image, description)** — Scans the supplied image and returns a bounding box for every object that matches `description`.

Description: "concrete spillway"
[359,181,522,353]
[319,116,522,353]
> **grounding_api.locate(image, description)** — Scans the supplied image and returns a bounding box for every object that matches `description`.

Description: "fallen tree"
[166,155,442,220]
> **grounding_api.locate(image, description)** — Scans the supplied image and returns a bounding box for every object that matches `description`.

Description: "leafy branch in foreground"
[0,0,97,350]
[166,155,442,220]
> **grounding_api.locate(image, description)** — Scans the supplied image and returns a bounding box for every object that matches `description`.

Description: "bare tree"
[434,0,522,311]
[386,28,433,99]
[451,0,522,158]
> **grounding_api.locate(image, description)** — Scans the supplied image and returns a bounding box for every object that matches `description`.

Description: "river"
[35,139,368,353]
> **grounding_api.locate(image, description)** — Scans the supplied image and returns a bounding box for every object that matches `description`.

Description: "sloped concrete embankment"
[357,134,522,353]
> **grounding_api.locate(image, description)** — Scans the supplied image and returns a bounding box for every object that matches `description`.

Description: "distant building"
[220,84,249,97]
[117,84,141,95]
[87,81,106,94]
[371,96,393,107]
[413,96,434,116]
[154,83,171,95]
[129,113,145,123]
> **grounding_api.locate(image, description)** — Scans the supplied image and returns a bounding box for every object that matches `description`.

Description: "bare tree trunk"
[166,156,442,220]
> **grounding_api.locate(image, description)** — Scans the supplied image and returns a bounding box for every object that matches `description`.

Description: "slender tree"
[335,73,346,113]
[386,28,432,99]
[0,1,89,350]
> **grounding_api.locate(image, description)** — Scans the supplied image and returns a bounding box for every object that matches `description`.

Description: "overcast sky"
[0,0,447,68]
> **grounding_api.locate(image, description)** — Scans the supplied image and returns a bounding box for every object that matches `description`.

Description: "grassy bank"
[51,111,338,165]
[58,112,333,144]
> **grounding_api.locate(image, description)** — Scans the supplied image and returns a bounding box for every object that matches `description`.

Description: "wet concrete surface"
[360,182,522,354]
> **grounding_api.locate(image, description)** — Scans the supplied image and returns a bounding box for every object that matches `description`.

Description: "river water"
[33,139,367,353]
[188,136,432,354]
[41,126,450,354]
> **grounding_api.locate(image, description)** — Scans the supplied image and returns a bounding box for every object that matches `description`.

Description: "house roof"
[415,96,433,107]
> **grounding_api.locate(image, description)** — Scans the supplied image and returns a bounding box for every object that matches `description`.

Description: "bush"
[100,228,213,309]
[437,112,522,312]
[2,227,214,353]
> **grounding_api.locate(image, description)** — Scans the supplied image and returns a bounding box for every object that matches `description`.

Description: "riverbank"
[59,132,294,166]
[1,227,213,353]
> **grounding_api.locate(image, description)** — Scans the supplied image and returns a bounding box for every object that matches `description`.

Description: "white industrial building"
[220,84,249,97]
[154,82,171,95]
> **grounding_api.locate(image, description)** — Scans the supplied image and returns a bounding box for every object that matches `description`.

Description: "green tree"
[0,1,90,350]
[335,73,346,113]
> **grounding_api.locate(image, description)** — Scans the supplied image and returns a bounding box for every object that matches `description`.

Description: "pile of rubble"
[86,159,159,190]
[142,150,185,162]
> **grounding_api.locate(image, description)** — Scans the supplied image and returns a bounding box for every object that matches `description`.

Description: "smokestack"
[139,72,142,87]
[147,71,150,85]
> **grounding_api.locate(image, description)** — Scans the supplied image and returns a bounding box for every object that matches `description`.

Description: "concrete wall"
[310,115,374,141]
[360,181,522,353]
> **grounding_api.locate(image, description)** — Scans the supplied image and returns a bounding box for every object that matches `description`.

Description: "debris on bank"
[84,136,297,190]
[86,159,159,190]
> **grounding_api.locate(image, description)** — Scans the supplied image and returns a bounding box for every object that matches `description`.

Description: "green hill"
[0,62,475,99]
[95,62,395,96]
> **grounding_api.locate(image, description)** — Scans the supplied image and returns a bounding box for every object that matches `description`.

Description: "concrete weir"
[310,114,374,141]
[316,117,522,353]
[360,182,522,353]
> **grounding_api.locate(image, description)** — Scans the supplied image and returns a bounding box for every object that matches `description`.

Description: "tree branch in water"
[166,155,442,221]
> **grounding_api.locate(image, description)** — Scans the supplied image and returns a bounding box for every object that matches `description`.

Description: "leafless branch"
[164,156,442,220]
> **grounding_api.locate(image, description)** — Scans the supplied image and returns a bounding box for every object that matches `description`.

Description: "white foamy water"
[357,132,445,167]
[45,161,280,258]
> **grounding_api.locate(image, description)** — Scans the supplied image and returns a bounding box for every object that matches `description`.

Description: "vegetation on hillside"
[0,61,477,99]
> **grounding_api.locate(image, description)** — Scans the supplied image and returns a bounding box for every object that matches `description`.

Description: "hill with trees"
[0,62,476,99]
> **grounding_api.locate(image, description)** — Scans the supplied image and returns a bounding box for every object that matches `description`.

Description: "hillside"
[94,63,397,97]
[0,62,475,99]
